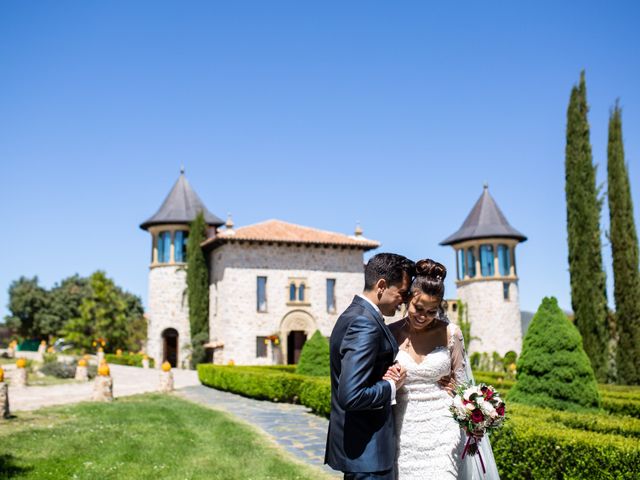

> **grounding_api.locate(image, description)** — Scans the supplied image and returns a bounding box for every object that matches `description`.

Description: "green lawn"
[0,394,333,480]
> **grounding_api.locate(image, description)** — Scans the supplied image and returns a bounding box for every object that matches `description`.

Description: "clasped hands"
[382,363,457,395]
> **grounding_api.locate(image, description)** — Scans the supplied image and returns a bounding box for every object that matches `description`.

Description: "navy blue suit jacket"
[325,295,399,473]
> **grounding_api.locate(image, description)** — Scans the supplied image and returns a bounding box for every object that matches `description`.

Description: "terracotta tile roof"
[201,219,380,250]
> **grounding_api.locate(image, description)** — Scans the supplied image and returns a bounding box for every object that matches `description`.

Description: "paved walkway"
[5,364,200,411]
[178,385,339,477]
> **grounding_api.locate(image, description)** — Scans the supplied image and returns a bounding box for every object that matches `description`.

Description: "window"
[480,245,495,277]
[257,277,267,312]
[452,303,458,312]
[287,278,308,305]
[466,248,476,278]
[497,244,510,276]
[326,279,336,313]
[457,249,466,279]
[174,231,188,263]
[157,231,171,263]
[256,336,268,358]
[503,282,510,300]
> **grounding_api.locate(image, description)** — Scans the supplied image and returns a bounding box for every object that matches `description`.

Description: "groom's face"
[378,272,411,316]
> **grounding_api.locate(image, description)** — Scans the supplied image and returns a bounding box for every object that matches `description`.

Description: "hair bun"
[415,259,447,282]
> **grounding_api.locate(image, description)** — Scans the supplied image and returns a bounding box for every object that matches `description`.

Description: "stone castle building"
[141,174,526,367]
[140,171,378,367]
[440,185,527,356]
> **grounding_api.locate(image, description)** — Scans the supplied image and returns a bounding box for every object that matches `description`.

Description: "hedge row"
[474,371,640,418]
[104,353,154,368]
[491,412,639,479]
[197,365,329,416]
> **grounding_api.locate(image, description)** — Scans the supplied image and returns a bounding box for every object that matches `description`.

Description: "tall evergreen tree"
[187,211,209,368]
[607,102,640,385]
[565,71,609,382]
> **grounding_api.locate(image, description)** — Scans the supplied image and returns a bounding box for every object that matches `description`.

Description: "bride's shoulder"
[387,317,406,335]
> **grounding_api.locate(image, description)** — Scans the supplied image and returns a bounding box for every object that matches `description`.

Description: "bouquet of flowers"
[450,382,506,472]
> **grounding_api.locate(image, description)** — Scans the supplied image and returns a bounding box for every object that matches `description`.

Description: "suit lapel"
[352,296,399,356]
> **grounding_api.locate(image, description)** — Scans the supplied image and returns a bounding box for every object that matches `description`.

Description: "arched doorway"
[162,328,179,367]
[279,310,316,365]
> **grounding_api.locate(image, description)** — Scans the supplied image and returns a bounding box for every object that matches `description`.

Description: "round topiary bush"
[508,297,601,411]
[296,330,330,377]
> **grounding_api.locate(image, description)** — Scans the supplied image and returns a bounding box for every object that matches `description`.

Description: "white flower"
[479,399,496,417]
[453,395,468,417]
[463,386,481,401]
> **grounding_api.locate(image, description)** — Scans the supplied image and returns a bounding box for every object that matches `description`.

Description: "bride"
[385,259,500,479]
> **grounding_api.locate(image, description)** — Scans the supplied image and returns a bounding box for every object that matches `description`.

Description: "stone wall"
[146,265,191,368]
[458,280,522,355]
[208,243,366,365]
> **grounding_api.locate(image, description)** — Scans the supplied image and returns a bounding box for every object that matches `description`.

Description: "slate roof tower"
[441,185,527,355]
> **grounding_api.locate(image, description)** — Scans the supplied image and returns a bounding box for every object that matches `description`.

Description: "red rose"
[484,388,494,400]
[496,405,505,416]
[471,409,484,423]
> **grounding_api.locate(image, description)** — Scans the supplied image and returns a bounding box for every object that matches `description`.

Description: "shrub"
[492,410,640,479]
[508,297,601,411]
[105,352,154,368]
[298,376,331,417]
[39,361,76,379]
[296,330,329,377]
[42,352,58,364]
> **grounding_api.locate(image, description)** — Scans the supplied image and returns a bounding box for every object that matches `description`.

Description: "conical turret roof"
[440,186,527,245]
[140,170,224,230]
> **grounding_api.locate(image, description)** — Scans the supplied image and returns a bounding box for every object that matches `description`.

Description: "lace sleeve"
[448,323,469,385]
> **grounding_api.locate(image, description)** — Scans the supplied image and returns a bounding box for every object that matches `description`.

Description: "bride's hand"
[383,363,406,388]
[438,375,456,395]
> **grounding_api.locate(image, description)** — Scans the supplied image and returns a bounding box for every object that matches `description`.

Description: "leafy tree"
[296,330,330,377]
[607,102,640,385]
[4,277,49,338]
[187,211,209,368]
[63,271,145,352]
[46,275,91,339]
[508,297,600,411]
[564,71,609,382]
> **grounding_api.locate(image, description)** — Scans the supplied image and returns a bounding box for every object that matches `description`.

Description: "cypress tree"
[564,71,609,382]
[187,211,209,368]
[607,102,640,385]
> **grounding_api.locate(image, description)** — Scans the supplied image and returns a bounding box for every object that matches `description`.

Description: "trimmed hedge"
[198,365,331,416]
[492,410,639,479]
[105,353,155,368]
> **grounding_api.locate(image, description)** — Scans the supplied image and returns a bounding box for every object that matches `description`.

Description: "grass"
[0,393,333,480]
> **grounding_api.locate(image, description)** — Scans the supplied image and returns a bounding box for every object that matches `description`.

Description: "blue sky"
[1,1,639,318]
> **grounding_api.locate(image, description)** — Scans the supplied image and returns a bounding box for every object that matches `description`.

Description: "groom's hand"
[438,375,456,395]
[383,363,407,389]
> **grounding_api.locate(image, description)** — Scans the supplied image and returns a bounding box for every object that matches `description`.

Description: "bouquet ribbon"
[461,435,486,474]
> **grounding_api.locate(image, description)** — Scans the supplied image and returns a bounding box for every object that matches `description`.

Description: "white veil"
[460,352,501,480]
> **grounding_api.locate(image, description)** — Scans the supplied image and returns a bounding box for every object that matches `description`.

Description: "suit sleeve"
[337,315,392,411]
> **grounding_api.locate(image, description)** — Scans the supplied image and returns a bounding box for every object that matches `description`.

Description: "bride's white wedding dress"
[393,321,499,479]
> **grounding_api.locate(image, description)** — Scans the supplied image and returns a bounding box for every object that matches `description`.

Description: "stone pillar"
[75,359,89,381]
[159,361,174,393]
[14,358,28,388]
[37,341,47,362]
[97,347,105,364]
[93,361,113,402]
[0,367,9,419]
[7,340,16,358]
[142,355,150,369]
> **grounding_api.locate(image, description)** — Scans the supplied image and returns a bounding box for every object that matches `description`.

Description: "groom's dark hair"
[364,253,415,291]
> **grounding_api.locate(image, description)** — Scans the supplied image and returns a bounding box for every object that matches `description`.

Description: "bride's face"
[407,293,440,331]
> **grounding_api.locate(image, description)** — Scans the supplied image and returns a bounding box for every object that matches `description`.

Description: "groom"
[325,253,414,480]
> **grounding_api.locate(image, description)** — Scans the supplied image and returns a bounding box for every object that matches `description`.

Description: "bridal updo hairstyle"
[411,259,447,300]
